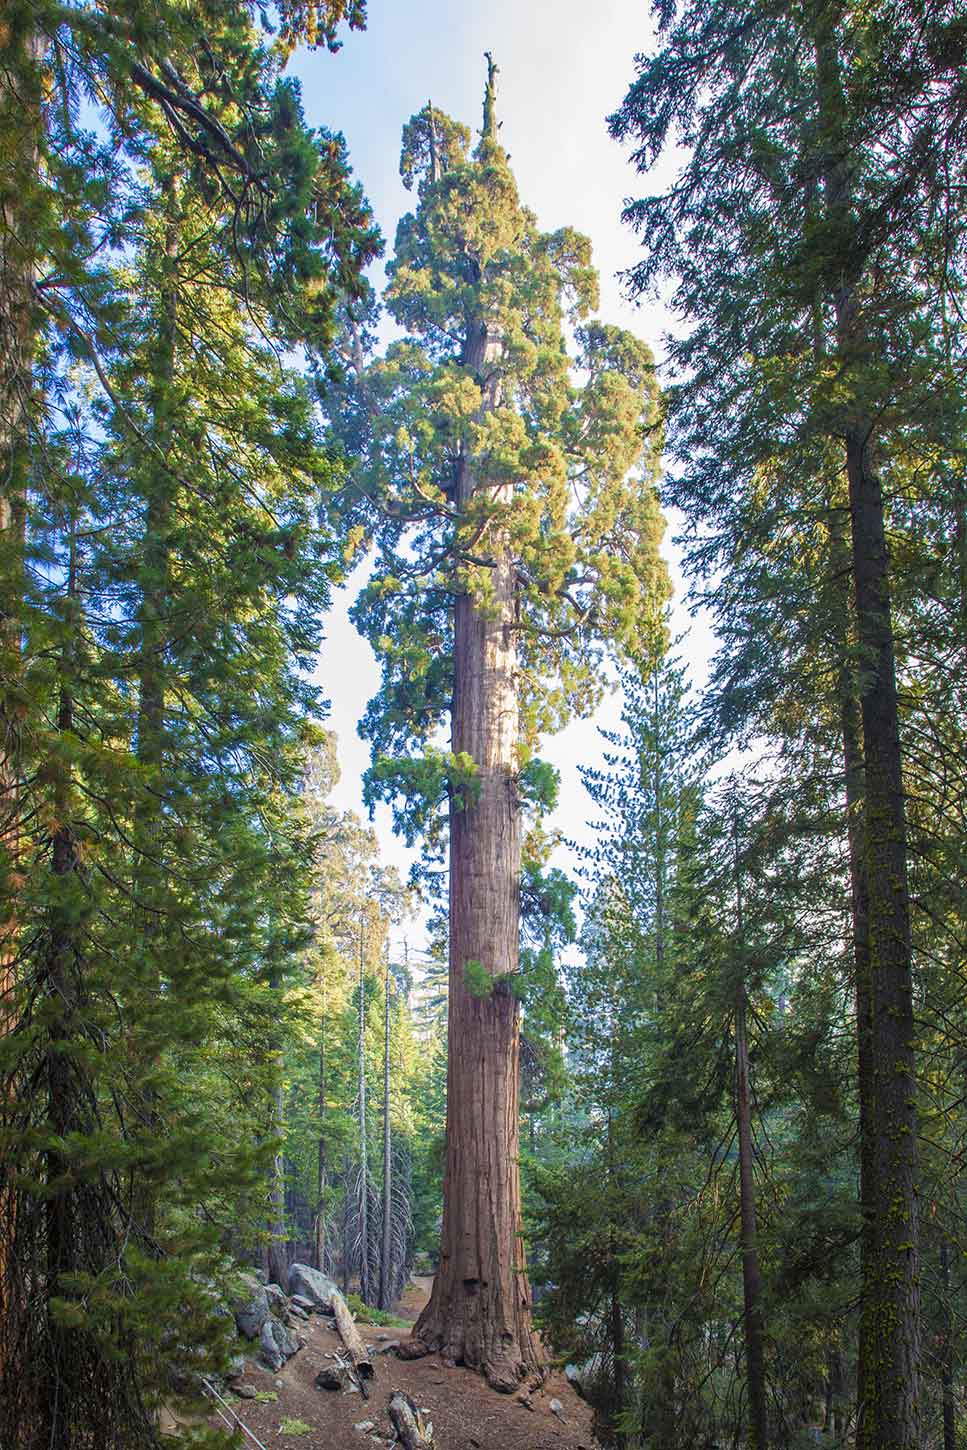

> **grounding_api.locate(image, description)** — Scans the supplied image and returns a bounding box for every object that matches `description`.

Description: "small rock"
[353,1421,376,1433]
[376,1332,393,1341]
[291,1294,315,1312]
[549,1397,567,1421]
[274,1379,284,1389]
[315,1367,343,1391]
[235,1384,258,1400]
[517,1393,534,1411]
[289,1304,310,1320]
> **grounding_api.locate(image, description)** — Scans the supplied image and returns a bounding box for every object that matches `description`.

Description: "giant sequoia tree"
[328,62,668,1388]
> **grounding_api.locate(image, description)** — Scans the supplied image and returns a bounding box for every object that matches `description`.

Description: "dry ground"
[203,1276,600,1450]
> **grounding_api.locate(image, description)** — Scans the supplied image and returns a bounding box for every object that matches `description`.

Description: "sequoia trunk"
[412,319,538,1388]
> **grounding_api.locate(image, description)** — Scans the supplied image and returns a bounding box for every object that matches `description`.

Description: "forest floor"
[199,1276,600,1450]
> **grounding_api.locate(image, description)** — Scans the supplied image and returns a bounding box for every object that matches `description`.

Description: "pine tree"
[0,3,378,1440]
[611,5,967,1440]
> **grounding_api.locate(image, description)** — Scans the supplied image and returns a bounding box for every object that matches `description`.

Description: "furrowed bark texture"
[412,318,539,1389]
[814,15,921,1442]
[0,10,42,1383]
[846,423,920,1449]
[827,499,877,1438]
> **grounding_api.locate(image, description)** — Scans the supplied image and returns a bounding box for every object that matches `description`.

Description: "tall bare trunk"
[314,1012,327,1272]
[264,961,288,1288]
[266,1072,287,1289]
[379,950,393,1309]
[0,17,42,1369]
[412,317,538,1389]
[844,423,920,1448]
[653,670,666,974]
[43,527,85,1446]
[357,922,370,1302]
[826,499,877,1437]
[940,1240,955,1450]
[814,16,920,1443]
[341,1151,351,1296]
[733,818,768,1450]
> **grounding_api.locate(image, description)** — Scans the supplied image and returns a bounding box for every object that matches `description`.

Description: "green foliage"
[0,3,377,1442]
[462,958,494,999]
[518,758,560,814]
[345,1292,409,1326]
[365,748,481,847]
[324,76,670,862]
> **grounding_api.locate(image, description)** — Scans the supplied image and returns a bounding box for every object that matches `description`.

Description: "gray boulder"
[258,1316,301,1371]
[231,1273,270,1340]
[259,1320,284,1372]
[287,1262,339,1312]
[265,1283,289,1319]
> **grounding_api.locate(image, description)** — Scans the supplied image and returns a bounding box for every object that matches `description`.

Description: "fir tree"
[611,4,967,1440]
[0,3,377,1440]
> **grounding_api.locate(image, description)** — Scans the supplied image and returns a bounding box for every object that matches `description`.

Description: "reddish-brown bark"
[0,13,43,1380]
[411,318,539,1390]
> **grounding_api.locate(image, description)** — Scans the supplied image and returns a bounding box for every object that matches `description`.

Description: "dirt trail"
[205,1278,599,1450]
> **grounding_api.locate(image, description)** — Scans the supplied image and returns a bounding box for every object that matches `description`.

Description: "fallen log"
[388,1390,434,1449]
[330,1287,374,1382]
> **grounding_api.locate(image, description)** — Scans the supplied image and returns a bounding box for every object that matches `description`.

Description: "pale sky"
[288,0,715,925]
